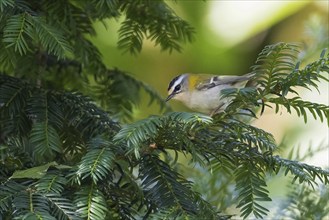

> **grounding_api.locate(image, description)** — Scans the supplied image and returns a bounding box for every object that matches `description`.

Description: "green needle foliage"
[0,1,328,219]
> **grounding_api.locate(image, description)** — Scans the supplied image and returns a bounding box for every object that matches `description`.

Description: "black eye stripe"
[168,75,182,91]
[174,84,181,91]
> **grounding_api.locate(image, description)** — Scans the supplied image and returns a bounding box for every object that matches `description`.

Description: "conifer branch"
[0,1,328,219]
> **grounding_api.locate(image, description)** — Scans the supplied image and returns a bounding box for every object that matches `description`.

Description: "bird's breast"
[186,87,222,113]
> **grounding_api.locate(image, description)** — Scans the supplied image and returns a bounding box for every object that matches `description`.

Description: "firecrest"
[166,73,255,116]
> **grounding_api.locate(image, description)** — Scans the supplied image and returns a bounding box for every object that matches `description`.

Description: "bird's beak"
[165,93,175,102]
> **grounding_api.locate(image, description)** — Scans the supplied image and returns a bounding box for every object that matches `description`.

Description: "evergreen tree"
[0,1,328,219]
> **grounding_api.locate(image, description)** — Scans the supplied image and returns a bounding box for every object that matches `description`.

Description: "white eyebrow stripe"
[169,75,184,91]
[173,77,183,88]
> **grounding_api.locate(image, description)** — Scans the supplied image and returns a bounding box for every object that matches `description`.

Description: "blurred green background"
[92,2,327,157]
[90,0,328,215]
[92,1,327,116]
[92,0,328,165]
[94,0,329,164]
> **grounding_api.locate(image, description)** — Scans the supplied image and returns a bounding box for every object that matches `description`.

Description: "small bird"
[166,73,255,116]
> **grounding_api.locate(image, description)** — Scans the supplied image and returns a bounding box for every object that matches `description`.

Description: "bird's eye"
[174,84,181,92]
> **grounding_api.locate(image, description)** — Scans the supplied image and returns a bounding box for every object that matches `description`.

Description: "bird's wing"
[196,73,254,91]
